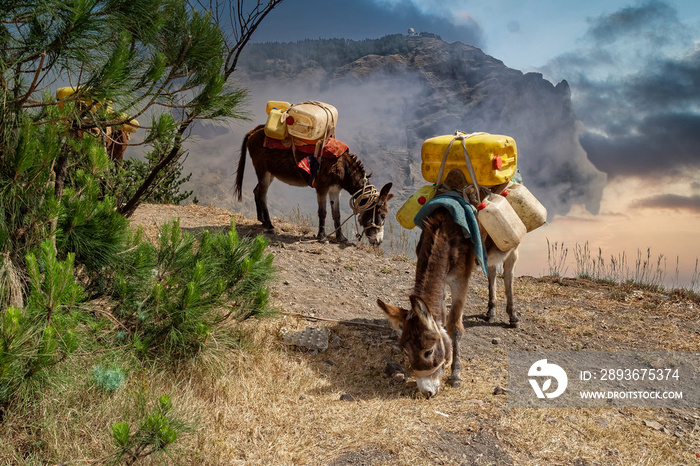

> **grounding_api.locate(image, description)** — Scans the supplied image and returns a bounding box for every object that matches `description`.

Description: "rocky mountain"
[187,35,606,220]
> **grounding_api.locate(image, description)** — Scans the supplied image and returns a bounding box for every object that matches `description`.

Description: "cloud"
[631,194,700,213]
[543,0,700,183]
[584,0,679,47]
[625,49,700,111]
[580,112,700,177]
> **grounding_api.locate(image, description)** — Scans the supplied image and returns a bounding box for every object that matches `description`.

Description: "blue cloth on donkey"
[413,191,488,276]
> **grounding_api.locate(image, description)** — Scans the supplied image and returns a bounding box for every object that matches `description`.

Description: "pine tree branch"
[16,52,46,108]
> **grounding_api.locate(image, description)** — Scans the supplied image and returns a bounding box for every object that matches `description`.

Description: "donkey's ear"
[377,298,407,330]
[409,295,435,330]
[379,182,393,197]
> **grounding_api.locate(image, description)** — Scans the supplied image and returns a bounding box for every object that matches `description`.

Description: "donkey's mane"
[348,152,365,172]
[339,152,371,192]
[346,152,367,177]
[414,212,453,307]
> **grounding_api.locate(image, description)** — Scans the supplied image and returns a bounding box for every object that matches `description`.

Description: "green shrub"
[112,219,275,359]
[0,240,84,407]
[102,146,194,209]
[111,394,189,465]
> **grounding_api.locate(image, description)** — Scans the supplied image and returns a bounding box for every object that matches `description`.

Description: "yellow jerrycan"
[266,101,290,115]
[118,114,139,133]
[56,86,103,111]
[421,132,517,187]
[264,108,288,140]
[396,185,436,229]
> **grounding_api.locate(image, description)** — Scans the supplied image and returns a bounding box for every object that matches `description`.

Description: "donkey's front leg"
[446,279,469,387]
[504,247,520,328]
[486,262,498,324]
[329,186,347,242]
[316,191,328,240]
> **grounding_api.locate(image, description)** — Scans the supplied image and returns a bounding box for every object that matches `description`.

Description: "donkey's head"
[358,182,393,245]
[377,295,452,398]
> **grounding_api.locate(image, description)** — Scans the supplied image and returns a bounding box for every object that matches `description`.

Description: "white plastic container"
[502,182,547,232]
[477,194,526,251]
[286,102,338,141]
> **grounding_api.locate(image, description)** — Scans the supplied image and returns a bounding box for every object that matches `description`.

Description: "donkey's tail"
[235,125,261,201]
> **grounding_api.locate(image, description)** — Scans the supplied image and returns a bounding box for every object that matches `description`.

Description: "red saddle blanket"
[263,136,348,159]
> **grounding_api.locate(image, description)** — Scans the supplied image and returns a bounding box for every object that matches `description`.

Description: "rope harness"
[411,361,446,380]
[324,177,381,241]
[349,177,381,241]
[293,177,381,243]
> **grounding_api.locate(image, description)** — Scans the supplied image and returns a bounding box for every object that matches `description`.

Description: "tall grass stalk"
[387,219,416,259]
[546,239,568,278]
[633,248,666,289]
[691,259,699,292]
[282,204,316,233]
[574,241,630,283]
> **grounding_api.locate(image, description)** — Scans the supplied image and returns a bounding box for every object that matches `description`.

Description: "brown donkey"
[378,207,518,397]
[235,124,393,244]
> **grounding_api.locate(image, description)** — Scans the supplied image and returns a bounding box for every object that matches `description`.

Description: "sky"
[240,0,700,288]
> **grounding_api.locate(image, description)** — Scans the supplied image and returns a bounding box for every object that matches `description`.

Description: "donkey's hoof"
[509,320,520,329]
[335,234,348,243]
[447,376,462,388]
[485,314,496,324]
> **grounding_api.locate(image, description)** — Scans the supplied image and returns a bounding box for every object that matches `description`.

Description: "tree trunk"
[117,122,190,218]
[49,148,70,254]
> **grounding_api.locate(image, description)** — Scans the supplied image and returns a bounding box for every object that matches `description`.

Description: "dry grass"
[501,407,692,465]
[5,308,697,465]
[187,318,499,465]
[386,218,419,259]
[43,317,506,464]
[280,205,316,236]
